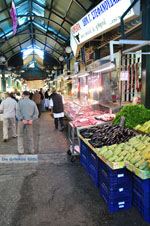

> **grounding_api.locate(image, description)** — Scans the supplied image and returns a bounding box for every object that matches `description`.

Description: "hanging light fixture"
[53,66,58,70]
[65,46,72,54]
[59,56,64,62]
[0,56,6,63]
[7,66,12,71]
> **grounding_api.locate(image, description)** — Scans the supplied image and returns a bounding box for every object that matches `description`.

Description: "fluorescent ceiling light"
[93,63,115,73]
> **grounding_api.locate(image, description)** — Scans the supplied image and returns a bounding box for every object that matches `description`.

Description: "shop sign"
[70,0,140,57]
[120,71,128,81]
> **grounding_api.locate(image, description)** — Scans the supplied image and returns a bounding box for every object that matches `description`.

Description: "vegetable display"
[113,104,150,129]
[80,124,136,148]
[134,120,150,134]
[96,135,150,170]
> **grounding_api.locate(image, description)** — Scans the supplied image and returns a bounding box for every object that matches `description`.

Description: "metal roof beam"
[0,15,70,35]
[35,38,62,55]
[0,0,27,13]
[33,21,67,43]
[4,38,31,54]
[34,27,65,48]
[0,27,30,45]
[74,0,87,12]
[52,0,73,52]
[0,21,30,40]
[32,0,73,26]
[44,0,53,52]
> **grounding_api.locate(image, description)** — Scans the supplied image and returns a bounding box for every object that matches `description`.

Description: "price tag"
[119,205,124,208]
[120,71,128,81]
[119,188,124,192]
[118,201,125,205]
[117,174,124,178]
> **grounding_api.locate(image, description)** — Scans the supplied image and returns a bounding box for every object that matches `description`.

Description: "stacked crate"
[80,140,99,187]
[132,175,150,223]
[80,140,90,172]
[88,149,99,187]
[99,160,132,212]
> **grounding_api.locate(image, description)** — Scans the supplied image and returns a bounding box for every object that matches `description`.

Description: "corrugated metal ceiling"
[0,0,99,68]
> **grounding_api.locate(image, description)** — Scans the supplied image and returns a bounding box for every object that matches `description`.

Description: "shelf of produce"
[78,134,96,153]
[79,134,125,170]
[125,162,150,180]
[134,130,149,135]
[98,155,125,170]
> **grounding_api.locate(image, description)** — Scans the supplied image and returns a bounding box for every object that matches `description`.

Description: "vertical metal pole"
[141,0,150,108]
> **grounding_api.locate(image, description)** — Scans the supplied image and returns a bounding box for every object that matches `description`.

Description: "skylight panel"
[22,45,44,60]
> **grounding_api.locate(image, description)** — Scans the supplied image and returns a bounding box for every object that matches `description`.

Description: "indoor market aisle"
[0,112,148,226]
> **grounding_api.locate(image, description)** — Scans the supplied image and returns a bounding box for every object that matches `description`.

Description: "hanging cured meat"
[128,65,131,91]
[135,63,138,91]
[132,64,134,89]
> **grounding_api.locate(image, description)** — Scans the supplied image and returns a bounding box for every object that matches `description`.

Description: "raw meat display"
[95,114,115,121]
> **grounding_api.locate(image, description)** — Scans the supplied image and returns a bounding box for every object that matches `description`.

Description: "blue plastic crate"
[88,161,99,188]
[80,153,88,172]
[100,185,132,212]
[80,140,90,157]
[99,161,131,185]
[99,167,131,185]
[88,151,99,169]
[100,177,132,200]
[133,174,150,194]
[133,189,150,223]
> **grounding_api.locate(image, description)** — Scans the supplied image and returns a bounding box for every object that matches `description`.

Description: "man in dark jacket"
[44,89,49,111]
[49,89,64,131]
[39,88,44,112]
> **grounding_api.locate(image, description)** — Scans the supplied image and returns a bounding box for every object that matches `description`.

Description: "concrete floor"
[0,112,149,226]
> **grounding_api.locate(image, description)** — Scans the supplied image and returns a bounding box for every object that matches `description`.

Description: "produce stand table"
[78,131,150,222]
[67,119,110,162]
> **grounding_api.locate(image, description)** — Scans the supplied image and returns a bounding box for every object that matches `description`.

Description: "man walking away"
[16,91,39,154]
[44,89,49,111]
[50,89,65,131]
[32,90,41,117]
[39,88,44,112]
[0,92,17,142]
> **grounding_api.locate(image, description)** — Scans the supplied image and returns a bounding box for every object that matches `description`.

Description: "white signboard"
[70,0,140,56]
[120,71,128,81]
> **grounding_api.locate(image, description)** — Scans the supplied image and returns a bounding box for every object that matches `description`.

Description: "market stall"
[76,104,150,223]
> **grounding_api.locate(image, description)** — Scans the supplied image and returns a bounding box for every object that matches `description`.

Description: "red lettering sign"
[72,23,81,34]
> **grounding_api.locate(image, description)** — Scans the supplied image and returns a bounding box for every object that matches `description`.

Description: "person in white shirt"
[0,92,17,142]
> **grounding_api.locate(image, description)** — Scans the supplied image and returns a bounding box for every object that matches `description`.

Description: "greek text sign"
[70,0,140,56]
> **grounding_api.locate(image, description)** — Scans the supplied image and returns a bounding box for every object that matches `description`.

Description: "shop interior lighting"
[65,46,72,54]
[59,56,64,62]
[78,72,89,78]
[89,86,103,93]
[93,63,115,73]
[0,56,6,63]
[7,66,12,71]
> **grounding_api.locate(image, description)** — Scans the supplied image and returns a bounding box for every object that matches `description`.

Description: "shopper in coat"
[39,88,44,112]
[32,90,41,117]
[49,89,65,131]
[16,91,39,154]
[0,92,17,142]
[44,89,49,111]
